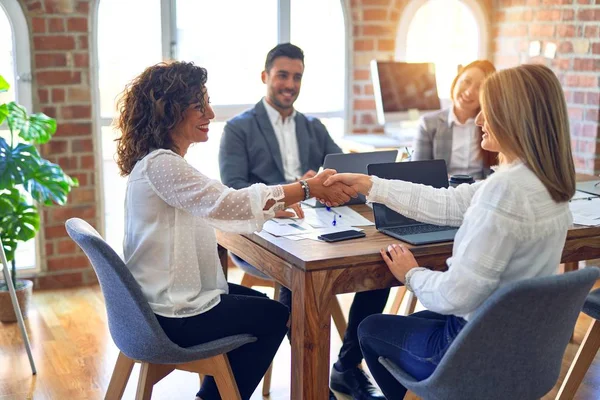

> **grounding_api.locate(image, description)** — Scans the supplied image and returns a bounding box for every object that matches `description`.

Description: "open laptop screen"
[367,160,449,228]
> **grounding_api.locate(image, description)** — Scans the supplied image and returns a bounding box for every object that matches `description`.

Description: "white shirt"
[367,161,572,320]
[123,149,284,318]
[447,108,484,177]
[262,98,302,182]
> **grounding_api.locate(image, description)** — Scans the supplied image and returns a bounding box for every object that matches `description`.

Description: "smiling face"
[170,90,215,154]
[475,109,501,154]
[452,67,486,116]
[262,56,304,117]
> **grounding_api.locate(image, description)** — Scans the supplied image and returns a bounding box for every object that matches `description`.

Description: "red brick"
[35,272,85,290]
[586,92,599,106]
[69,189,96,203]
[593,43,600,55]
[577,9,600,21]
[42,139,68,155]
[561,9,575,20]
[364,9,387,21]
[584,26,598,38]
[362,24,394,36]
[354,99,376,110]
[57,156,78,170]
[354,39,374,51]
[565,74,598,88]
[364,84,374,95]
[569,107,584,119]
[586,109,599,122]
[35,53,67,68]
[80,155,95,169]
[36,71,81,85]
[581,124,598,138]
[529,24,555,37]
[362,0,389,4]
[360,113,376,125]
[378,39,395,51]
[60,105,91,120]
[573,91,586,104]
[552,58,570,70]
[57,239,77,254]
[543,0,575,4]
[72,138,93,152]
[27,1,42,12]
[42,106,56,118]
[558,41,573,53]
[49,206,96,222]
[32,17,46,33]
[78,35,89,50]
[535,9,560,21]
[354,70,370,80]
[45,225,68,239]
[557,25,576,37]
[70,173,88,187]
[497,25,528,37]
[573,59,597,71]
[76,1,89,13]
[51,88,65,102]
[73,53,89,68]
[38,88,49,104]
[67,17,88,32]
[54,122,92,137]
[48,18,64,33]
[45,243,54,257]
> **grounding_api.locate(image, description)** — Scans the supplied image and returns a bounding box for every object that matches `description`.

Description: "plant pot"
[0,279,33,323]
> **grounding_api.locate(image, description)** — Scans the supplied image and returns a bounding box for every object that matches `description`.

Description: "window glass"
[176,0,277,106]
[405,0,479,100]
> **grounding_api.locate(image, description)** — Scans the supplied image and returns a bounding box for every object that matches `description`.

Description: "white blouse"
[367,161,572,320]
[123,149,284,318]
[447,108,483,177]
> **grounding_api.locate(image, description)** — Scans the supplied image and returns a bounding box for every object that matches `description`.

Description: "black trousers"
[156,283,289,400]
[279,285,391,370]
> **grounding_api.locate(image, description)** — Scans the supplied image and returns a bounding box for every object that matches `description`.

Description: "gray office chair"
[66,218,255,400]
[556,286,600,400]
[378,267,600,400]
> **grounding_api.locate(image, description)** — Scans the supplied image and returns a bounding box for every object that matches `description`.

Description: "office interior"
[0,0,599,399]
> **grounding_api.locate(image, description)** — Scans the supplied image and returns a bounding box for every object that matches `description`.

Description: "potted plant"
[0,74,78,322]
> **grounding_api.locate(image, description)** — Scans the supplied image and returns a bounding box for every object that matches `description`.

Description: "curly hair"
[115,61,208,176]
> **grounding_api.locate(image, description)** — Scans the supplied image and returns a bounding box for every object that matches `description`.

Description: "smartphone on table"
[318,230,366,243]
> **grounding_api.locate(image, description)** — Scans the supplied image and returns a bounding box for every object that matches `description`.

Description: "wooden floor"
[1,267,600,400]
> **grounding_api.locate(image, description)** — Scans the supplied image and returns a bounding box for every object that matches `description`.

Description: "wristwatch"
[404,267,427,292]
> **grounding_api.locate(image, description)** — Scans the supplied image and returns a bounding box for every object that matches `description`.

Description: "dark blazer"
[219,100,342,189]
[412,108,498,179]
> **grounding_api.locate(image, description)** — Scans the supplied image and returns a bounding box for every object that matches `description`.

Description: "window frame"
[0,0,38,273]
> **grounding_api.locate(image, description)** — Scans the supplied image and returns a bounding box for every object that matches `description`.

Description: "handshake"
[304,169,374,207]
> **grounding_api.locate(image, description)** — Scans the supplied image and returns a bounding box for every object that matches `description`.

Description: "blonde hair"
[480,64,575,202]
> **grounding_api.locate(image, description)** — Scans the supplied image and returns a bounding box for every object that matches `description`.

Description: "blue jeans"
[358,311,467,400]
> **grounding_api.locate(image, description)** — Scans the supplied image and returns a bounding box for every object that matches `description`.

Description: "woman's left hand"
[380,243,419,283]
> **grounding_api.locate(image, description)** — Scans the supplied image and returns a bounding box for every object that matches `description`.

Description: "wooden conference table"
[216,176,600,400]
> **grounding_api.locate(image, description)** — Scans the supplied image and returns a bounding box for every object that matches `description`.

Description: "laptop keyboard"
[386,224,453,235]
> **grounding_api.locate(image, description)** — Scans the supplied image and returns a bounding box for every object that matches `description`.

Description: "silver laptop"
[368,160,458,245]
[320,150,398,206]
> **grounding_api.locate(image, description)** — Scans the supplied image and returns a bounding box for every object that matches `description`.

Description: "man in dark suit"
[219,43,386,400]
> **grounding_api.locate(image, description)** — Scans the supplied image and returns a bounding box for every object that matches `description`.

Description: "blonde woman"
[413,60,498,179]
[323,64,575,398]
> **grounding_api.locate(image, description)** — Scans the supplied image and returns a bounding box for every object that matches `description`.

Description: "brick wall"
[19,0,98,289]
[492,0,600,174]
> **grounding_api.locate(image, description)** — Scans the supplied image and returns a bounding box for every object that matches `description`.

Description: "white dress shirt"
[123,149,284,318]
[262,98,302,182]
[367,161,572,320]
[447,108,484,177]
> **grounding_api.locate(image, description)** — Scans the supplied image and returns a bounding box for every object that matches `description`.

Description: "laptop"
[320,150,398,206]
[367,160,459,245]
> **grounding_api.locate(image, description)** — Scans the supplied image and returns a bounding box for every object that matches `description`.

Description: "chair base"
[105,351,241,400]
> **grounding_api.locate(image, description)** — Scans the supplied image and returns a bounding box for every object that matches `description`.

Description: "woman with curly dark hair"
[115,61,356,400]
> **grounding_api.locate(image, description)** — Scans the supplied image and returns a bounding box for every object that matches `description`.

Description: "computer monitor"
[370,60,441,125]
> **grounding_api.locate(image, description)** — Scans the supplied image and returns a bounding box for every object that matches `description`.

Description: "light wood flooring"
[1,267,600,400]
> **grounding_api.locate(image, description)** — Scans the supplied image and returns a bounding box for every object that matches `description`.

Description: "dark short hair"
[264,43,304,72]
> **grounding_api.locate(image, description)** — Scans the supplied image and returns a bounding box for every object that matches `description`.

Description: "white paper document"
[569,196,600,226]
[261,219,316,237]
[301,206,374,229]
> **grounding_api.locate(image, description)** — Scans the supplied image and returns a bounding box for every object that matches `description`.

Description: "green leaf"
[0,140,41,190]
[6,102,57,144]
[0,75,9,93]
[23,159,78,206]
[0,189,39,262]
[0,104,8,125]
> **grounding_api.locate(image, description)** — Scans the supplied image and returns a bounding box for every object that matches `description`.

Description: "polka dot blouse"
[123,149,285,317]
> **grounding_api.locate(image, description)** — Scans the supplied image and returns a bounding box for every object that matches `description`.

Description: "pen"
[570,196,598,202]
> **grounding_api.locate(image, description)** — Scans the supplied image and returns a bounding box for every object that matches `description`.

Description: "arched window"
[0,0,35,270]
[95,0,348,251]
[396,0,487,104]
